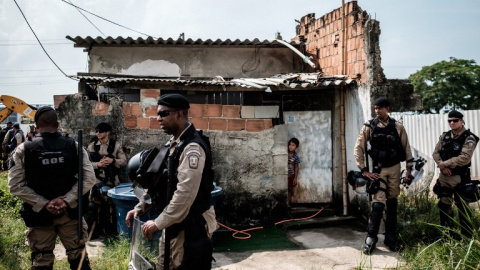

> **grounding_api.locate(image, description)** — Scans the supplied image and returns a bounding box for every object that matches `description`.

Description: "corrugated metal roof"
[66,36,305,48]
[71,73,356,90]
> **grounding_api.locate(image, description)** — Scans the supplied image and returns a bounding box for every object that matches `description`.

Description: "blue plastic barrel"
[108,182,223,239]
[107,183,142,239]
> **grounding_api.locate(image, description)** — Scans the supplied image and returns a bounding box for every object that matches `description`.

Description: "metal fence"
[391,110,480,180]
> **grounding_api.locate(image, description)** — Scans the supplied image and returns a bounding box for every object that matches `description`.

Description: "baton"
[77,130,83,239]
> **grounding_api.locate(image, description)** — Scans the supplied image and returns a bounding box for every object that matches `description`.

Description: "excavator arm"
[0,107,14,124]
[0,95,37,123]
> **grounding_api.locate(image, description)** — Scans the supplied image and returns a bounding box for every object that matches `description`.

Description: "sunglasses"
[157,110,178,117]
[95,130,107,133]
[447,119,460,123]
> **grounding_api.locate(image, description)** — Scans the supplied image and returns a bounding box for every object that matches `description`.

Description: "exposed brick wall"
[116,99,275,133]
[292,1,382,84]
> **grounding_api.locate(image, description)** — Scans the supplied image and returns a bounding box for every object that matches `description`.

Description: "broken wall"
[57,93,289,224]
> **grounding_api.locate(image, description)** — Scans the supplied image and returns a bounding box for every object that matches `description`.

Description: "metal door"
[284,111,332,203]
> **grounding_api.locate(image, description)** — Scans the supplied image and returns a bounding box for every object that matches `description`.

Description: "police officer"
[8,106,96,270]
[5,122,25,155]
[126,93,217,269]
[86,122,127,237]
[0,121,12,170]
[432,110,478,238]
[354,97,414,255]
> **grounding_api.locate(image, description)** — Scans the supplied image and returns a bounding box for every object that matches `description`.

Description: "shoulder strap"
[107,138,116,156]
[93,137,100,153]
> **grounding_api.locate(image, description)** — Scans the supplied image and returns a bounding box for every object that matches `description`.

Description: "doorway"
[284,110,332,204]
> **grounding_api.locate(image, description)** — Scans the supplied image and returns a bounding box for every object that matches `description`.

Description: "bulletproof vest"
[170,125,214,215]
[89,138,119,181]
[0,127,10,144]
[367,118,406,167]
[24,132,78,201]
[148,125,214,220]
[8,130,25,150]
[439,129,479,175]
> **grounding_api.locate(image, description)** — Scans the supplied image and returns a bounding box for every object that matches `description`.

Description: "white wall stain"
[120,59,181,77]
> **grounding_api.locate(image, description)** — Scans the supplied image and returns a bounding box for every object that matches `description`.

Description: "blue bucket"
[107,183,144,239]
[108,182,223,239]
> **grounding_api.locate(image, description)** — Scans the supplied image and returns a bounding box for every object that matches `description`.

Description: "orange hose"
[217,207,324,240]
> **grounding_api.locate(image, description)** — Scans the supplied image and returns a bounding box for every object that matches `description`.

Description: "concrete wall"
[88,47,301,78]
[57,93,289,224]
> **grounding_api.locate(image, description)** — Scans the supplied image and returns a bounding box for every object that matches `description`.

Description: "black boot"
[68,256,91,270]
[384,198,400,252]
[456,201,473,239]
[363,202,384,255]
[438,201,457,239]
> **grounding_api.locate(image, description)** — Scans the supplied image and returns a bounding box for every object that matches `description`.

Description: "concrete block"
[191,117,208,130]
[54,95,67,109]
[131,103,143,116]
[145,106,157,117]
[255,106,279,118]
[241,106,255,118]
[149,118,160,129]
[209,118,227,131]
[137,117,149,129]
[246,119,265,132]
[189,104,203,118]
[227,119,246,131]
[222,105,241,118]
[124,116,136,128]
[122,102,131,115]
[141,89,160,100]
[203,104,222,117]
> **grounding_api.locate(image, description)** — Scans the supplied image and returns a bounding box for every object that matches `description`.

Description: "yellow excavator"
[0,95,37,124]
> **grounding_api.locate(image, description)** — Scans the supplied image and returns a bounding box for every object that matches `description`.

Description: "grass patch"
[213,226,298,252]
[398,192,480,269]
[0,172,29,270]
[2,171,480,269]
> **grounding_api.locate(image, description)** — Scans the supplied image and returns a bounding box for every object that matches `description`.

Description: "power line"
[13,0,77,80]
[60,0,153,37]
[67,0,105,37]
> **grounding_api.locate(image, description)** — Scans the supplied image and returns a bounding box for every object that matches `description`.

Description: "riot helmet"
[347,171,369,193]
[456,181,480,203]
[127,152,142,182]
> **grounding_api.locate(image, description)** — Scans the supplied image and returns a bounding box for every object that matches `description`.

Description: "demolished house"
[58,1,421,223]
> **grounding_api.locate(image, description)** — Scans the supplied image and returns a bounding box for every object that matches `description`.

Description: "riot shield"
[129,217,162,270]
[401,157,434,196]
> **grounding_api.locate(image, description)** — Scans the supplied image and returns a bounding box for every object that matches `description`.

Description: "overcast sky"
[1,0,479,105]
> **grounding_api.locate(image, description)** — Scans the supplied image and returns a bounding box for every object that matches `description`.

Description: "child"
[288,137,300,204]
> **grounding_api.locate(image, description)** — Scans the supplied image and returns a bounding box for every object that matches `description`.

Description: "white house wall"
[88,47,298,78]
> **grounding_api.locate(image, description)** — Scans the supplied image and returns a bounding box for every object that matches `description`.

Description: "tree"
[408,57,480,113]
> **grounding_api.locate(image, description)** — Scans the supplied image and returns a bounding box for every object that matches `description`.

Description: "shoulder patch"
[467,137,476,149]
[187,150,201,169]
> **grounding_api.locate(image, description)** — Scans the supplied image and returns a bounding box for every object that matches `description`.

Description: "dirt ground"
[55,226,401,270]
